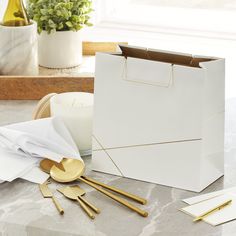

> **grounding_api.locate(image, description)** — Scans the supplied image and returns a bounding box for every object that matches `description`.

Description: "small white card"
[183,187,236,205]
[181,194,236,226]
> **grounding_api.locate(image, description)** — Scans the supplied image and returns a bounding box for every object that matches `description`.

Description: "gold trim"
[92,135,124,177]
[92,138,202,152]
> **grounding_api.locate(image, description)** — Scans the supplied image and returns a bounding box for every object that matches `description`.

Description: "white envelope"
[92,45,225,192]
[183,186,236,205]
[181,193,236,226]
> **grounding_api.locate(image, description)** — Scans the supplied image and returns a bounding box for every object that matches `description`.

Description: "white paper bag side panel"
[199,59,225,189]
[200,59,225,118]
[200,112,224,189]
[202,112,225,159]
[93,140,203,191]
[94,53,205,149]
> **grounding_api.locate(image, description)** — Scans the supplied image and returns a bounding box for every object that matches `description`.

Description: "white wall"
[131,0,236,10]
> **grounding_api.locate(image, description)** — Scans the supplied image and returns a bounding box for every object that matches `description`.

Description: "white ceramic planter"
[0,21,38,75]
[38,30,82,69]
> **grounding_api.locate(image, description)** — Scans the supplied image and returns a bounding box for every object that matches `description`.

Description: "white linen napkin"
[0,117,82,184]
[0,148,39,182]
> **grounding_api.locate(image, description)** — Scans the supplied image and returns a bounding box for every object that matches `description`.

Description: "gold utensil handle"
[77,197,95,219]
[82,176,147,205]
[79,196,101,214]
[193,199,232,222]
[79,177,148,217]
[52,196,64,215]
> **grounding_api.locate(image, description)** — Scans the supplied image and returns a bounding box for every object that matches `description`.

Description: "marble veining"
[0,99,236,235]
[0,22,38,76]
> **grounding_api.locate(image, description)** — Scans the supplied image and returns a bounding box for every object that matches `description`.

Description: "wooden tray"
[0,76,94,100]
[0,42,127,100]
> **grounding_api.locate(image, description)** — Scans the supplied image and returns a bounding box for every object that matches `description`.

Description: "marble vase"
[0,21,38,76]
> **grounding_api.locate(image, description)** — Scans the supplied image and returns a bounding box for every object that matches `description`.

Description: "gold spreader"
[58,186,95,219]
[40,159,147,205]
[70,185,101,214]
[40,159,148,217]
[39,179,64,215]
[193,199,232,222]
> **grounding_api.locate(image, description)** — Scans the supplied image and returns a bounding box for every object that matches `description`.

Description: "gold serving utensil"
[40,159,65,172]
[70,185,101,214]
[193,199,232,222]
[82,176,147,205]
[48,159,148,217]
[39,159,148,217]
[40,159,147,205]
[58,186,95,219]
[77,176,148,217]
[39,179,64,215]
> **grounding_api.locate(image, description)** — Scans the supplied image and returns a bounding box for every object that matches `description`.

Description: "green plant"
[27,0,93,34]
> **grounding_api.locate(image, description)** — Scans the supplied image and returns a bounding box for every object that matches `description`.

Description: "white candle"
[50,92,93,156]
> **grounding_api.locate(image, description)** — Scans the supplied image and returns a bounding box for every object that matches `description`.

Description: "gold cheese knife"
[39,179,64,215]
[57,186,95,219]
[70,185,101,214]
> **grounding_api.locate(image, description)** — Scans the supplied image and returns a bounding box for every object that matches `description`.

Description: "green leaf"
[58,22,64,29]
[40,16,48,21]
[56,10,62,16]
[48,19,56,28]
[65,21,73,27]
[27,0,93,34]
[40,9,48,15]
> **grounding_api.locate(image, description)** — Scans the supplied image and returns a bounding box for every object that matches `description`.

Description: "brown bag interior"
[119,45,215,68]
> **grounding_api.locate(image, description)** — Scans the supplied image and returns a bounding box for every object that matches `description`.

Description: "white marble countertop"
[0,99,236,236]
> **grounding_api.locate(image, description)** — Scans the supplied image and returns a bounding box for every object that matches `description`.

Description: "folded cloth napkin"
[0,117,82,184]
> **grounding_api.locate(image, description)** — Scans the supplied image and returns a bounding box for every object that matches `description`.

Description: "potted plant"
[28,0,93,68]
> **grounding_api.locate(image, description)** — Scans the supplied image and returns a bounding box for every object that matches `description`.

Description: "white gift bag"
[92,45,225,192]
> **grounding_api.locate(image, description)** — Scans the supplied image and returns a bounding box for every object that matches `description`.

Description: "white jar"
[50,92,93,156]
[0,21,38,75]
[38,30,82,69]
